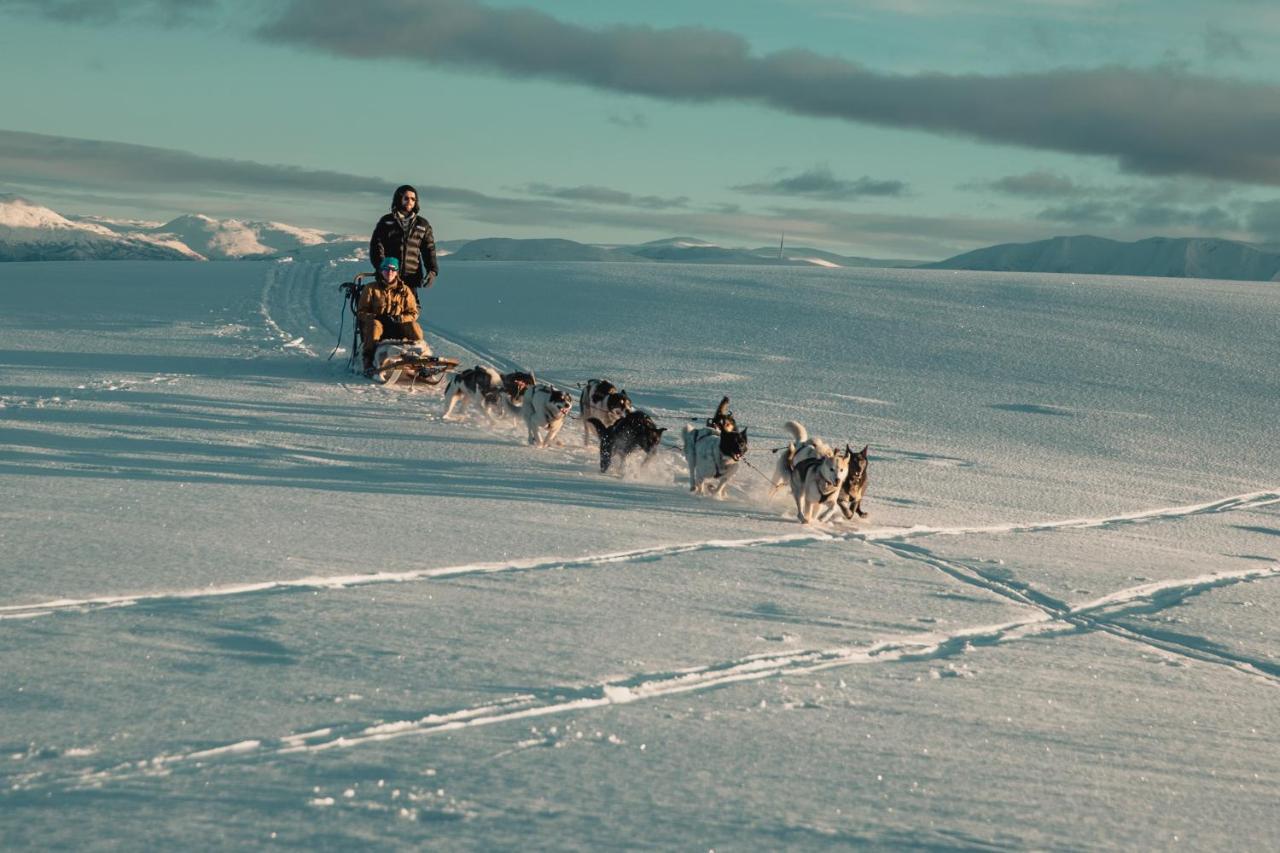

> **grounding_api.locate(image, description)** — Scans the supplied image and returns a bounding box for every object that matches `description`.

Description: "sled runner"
[338,273,459,387]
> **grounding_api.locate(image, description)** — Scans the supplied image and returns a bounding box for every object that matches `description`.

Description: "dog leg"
[544,418,565,447]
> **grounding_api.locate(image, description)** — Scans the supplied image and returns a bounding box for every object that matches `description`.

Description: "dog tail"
[783,420,807,443]
[587,417,608,439]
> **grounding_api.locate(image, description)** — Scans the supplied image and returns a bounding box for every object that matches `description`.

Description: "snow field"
[1,259,1277,849]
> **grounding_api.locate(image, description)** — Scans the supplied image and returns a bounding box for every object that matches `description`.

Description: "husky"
[520,383,573,447]
[835,445,870,520]
[771,421,850,524]
[682,424,748,497]
[588,410,666,473]
[442,366,535,421]
[706,396,737,433]
[579,379,634,445]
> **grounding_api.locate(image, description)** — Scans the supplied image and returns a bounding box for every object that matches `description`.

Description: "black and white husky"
[588,410,666,473]
[442,366,535,421]
[520,383,573,447]
[579,379,634,445]
[682,425,748,497]
[771,421,851,524]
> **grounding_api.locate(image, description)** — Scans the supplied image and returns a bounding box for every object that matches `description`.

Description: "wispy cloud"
[0,0,215,25]
[1202,24,1250,62]
[606,112,648,129]
[0,129,395,196]
[733,166,906,200]
[519,182,687,209]
[969,168,1253,236]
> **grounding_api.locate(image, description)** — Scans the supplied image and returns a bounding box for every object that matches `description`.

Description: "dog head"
[546,386,574,417]
[606,389,634,419]
[708,396,737,432]
[843,444,869,493]
[502,371,536,400]
[718,427,749,461]
[822,449,851,490]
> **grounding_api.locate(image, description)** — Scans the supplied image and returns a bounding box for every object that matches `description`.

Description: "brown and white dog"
[579,379,634,445]
[521,383,574,447]
[836,445,870,520]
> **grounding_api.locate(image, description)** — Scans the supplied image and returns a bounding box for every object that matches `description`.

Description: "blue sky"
[2,0,1279,258]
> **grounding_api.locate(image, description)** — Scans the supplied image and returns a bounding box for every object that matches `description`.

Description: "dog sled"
[337,273,459,387]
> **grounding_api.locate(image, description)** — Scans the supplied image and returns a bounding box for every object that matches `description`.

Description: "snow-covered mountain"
[0,195,357,261]
[0,195,196,261]
[926,234,1280,281]
[144,214,349,260]
[445,236,910,267]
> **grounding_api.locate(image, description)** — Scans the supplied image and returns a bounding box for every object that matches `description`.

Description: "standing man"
[370,184,438,298]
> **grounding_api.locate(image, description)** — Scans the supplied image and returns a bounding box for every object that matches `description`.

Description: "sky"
[2,0,1280,259]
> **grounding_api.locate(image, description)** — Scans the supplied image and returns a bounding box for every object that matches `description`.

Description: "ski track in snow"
[6,566,1274,796]
[4,490,1277,622]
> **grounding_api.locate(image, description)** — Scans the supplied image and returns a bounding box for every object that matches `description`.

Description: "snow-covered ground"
[1,259,1277,849]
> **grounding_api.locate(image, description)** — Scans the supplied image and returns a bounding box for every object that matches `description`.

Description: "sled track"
[6,566,1273,796]
[4,491,1277,622]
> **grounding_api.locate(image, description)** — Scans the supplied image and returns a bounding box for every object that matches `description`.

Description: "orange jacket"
[357,280,419,324]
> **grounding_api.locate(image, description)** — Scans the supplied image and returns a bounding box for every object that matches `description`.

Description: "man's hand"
[425,271,437,289]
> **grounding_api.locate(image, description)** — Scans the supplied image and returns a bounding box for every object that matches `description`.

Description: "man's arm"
[422,220,438,286]
[369,217,386,271]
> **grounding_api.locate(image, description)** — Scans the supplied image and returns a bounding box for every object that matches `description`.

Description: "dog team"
[440,366,869,525]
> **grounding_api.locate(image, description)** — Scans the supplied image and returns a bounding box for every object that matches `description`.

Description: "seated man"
[357,257,424,372]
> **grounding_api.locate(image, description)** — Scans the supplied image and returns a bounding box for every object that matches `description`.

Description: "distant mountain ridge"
[925,235,1280,282]
[0,195,194,261]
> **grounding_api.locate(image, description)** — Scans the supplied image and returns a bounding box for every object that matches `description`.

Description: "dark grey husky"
[587,410,666,473]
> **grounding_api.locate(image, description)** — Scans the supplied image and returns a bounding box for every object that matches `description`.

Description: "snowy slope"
[927,234,1280,281]
[1,260,1277,849]
[0,195,196,261]
[144,214,349,260]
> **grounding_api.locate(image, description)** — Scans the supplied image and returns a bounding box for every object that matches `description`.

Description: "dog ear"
[860,444,869,457]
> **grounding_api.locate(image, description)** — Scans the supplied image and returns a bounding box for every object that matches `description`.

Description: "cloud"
[607,112,648,129]
[1245,199,1280,242]
[0,0,214,25]
[242,0,1280,186]
[1035,201,1117,225]
[1203,24,1250,62]
[0,128,396,197]
[733,165,906,200]
[975,170,1081,199]
[520,182,688,209]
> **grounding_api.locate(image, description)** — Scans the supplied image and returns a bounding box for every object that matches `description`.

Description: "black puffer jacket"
[370,185,438,289]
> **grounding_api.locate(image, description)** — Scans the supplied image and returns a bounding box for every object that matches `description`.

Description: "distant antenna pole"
[778,230,785,260]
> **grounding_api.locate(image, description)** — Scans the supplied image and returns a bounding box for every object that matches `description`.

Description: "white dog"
[772,421,850,524]
[682,425,749,498]
[520,384,574,447]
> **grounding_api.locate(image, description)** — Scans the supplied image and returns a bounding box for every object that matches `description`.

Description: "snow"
[1,259,1277,848]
